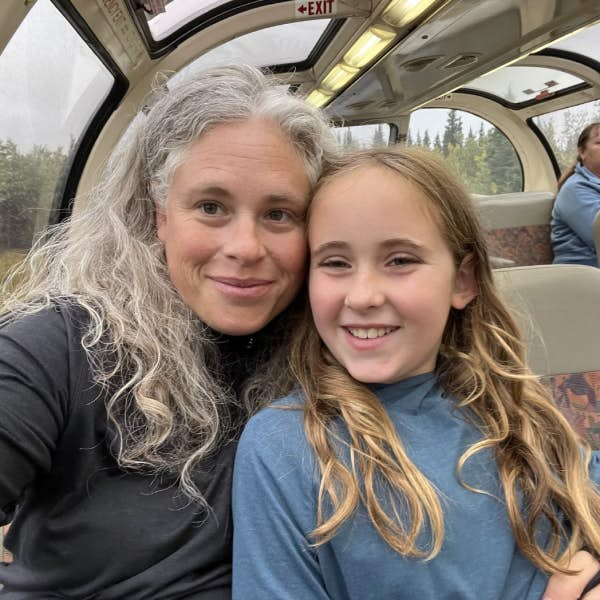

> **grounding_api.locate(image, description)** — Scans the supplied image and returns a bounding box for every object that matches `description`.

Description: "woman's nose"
[223,217,267,263]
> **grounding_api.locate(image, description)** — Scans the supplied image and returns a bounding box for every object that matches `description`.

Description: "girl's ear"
[451,253,479,310]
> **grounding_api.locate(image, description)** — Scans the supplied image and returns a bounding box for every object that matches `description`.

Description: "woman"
[0,64,337,599]
[552,122,600,266]
[0,63,596,599]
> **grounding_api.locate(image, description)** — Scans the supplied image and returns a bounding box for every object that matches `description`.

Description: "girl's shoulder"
[240,390,306,446]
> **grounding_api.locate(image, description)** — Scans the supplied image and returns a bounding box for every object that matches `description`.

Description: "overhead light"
[382,0,437,28]
[322,64,360,91]
[343,24,397,68]
[306,88,334,108]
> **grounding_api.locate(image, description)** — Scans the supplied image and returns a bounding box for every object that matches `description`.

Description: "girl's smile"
[308,164,477,384]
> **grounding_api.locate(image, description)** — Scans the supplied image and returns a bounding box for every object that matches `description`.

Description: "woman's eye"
[198,202,222,215]
[266,209,291,222]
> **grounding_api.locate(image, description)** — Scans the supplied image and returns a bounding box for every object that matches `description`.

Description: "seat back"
[494,264,600,447]
[474,192,555,267]
[593,210,600,267]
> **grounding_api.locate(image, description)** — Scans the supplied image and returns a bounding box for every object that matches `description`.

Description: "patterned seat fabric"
[543,372,600,449]
[486,224,553,266]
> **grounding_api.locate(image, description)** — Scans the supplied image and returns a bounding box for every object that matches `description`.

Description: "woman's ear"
[451,253,479,310]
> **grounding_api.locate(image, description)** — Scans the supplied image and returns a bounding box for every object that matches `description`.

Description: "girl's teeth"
[348,327,394,339]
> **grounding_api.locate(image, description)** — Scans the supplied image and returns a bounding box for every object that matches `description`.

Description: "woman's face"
[156,118,311,335]
[579,126,600,177]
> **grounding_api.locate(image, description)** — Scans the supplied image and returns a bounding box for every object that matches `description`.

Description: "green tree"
[371,124,385,146]
[485,128,522,193]
[442,109,464,156]
[422,130,431,149]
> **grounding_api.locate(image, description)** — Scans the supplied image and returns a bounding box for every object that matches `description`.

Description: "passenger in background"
[233,147,600,599]
[552,122,600,267]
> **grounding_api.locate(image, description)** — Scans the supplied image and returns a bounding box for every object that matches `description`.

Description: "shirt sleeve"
[589,451,600,485]
[0,308,72,523]
[555,178,600,248]
[232,404,330,600]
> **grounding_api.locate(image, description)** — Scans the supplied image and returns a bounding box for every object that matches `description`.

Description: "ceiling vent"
[441,54,480,69]
[399,55,442,72]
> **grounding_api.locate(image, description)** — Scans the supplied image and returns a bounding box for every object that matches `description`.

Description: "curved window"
[464,66,583,105]
[533,99,600,174]
[170,20,331,86]
[408,108,523,194]
[0,0,113,283]
[334,124,391,148]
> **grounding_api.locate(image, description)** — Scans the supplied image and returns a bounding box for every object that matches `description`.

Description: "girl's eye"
[388,255,418,267]
[318,258,350,269]
[198,201,223,215]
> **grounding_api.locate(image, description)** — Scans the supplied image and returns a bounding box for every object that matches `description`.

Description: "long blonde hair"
[289,146,600,573]
[1,64,336,504]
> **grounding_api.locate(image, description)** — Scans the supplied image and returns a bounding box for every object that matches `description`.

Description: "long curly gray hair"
[2,64,338,503]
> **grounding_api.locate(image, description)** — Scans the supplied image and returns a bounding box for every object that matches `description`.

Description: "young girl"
[232,147,600,599]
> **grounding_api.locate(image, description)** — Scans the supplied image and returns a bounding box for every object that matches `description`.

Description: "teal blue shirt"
[232,373,600,599]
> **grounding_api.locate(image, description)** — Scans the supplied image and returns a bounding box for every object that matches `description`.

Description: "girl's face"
[308,165,477,385]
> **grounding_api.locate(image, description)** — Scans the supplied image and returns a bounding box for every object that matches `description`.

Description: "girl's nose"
[343,273,386,311]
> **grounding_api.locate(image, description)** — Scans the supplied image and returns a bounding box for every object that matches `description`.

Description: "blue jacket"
[551,162,600,266]
[232,373,600,599]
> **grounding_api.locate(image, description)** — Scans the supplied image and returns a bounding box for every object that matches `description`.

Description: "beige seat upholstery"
[494,264,600,447]
[474,192,555,267]
[594,210,600,267]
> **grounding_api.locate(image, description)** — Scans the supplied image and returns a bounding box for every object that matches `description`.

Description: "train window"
[169,20,331,85]
[408,108,522,194]
[533,99,600,174]
[146,0,239,40]
[335,124,391,148]
[0,0,113,282]
[464,66,584,105]
[549,20,600,61]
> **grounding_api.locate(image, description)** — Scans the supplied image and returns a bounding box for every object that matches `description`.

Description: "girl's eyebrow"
[380,238,425,251]
[312,238,425,255]
[311,241,348,255]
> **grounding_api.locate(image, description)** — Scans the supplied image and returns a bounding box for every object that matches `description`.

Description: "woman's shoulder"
[0,301,89,338]
[0,302,91,377]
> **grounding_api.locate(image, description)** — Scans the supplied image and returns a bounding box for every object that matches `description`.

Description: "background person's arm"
[556,179,600,250]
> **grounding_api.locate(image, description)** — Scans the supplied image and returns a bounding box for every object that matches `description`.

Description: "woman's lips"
[209,276,273,300]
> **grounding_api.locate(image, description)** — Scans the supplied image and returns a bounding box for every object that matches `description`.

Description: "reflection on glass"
[408,108,522,194]
[464,66,583,104]
[0,0,113,281]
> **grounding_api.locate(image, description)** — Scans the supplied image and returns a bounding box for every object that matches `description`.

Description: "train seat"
[473,192,555,267]
[494,263,600,448]
[593,210,600,267]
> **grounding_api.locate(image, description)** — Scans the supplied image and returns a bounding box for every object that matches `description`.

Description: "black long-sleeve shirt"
[0,305,234,599]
